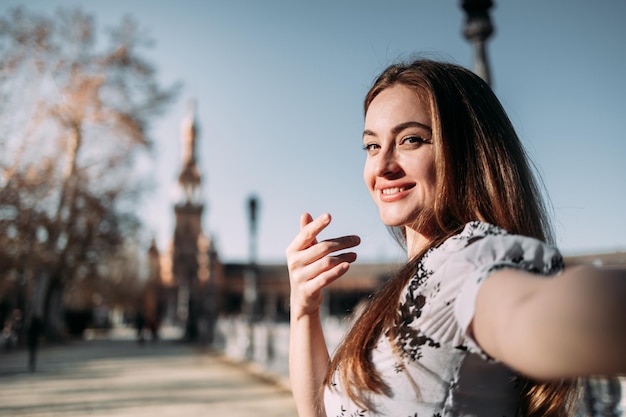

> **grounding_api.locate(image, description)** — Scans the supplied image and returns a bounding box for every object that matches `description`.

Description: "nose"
[375,146,400,177]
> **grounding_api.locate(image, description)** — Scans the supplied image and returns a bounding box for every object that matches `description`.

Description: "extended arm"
[473,265,626,380]
[286,213,360,417]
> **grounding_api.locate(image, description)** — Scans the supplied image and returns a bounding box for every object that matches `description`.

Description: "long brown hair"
[326,59,579,416]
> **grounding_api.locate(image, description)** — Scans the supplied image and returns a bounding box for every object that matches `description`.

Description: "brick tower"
[172,101,205,341]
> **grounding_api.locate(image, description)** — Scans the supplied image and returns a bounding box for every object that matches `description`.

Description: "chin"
[378,207,427,229]
[378,214,412,228]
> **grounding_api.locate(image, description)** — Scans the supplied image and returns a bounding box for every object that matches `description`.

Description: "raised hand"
[286,213,360,320]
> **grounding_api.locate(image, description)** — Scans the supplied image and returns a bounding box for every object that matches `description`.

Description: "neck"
[405,227,432,260]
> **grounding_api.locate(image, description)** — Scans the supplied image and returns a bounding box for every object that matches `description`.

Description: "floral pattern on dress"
[388,248,441,362]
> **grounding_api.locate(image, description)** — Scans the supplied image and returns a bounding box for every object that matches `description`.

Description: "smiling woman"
[286,58,626,417]
[362,84,437,256]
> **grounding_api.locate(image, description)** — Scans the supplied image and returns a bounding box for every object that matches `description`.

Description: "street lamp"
[244,194,259,359]
[247,195,258,265]
[461,0,495,86]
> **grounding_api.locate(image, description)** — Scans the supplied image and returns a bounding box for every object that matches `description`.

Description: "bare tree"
[0,7,179,339]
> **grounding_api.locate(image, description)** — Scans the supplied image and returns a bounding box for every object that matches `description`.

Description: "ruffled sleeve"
[405,222,563,359]
[453,227,564,356]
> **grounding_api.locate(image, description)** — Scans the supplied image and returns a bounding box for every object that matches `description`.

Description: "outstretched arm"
[473,265,626,380]
[286,213,360,417]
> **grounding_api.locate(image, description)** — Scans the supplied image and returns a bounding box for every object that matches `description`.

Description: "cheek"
[414,152,436,187]
[363,160,373,189]
[423,164,437,194]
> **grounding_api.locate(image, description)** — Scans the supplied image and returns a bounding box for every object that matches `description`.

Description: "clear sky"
[2,0,625,264]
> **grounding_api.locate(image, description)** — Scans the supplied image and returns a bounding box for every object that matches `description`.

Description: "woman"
[286,58,626,417]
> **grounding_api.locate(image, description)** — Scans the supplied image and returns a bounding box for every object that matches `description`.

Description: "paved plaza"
[0,330,297,417]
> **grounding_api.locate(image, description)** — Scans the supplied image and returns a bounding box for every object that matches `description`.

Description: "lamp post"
[244,194,259,359]
[461,0,495,86]
[247,195,258,266]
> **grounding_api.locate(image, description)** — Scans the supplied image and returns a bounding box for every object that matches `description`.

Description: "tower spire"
[177,100,201,205]
[181,100,197,166]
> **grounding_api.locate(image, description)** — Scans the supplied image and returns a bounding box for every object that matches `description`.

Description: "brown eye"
[362,143,380,153]
[402,136,426,146]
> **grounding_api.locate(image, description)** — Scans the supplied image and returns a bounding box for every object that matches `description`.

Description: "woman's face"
[363,84,436,229]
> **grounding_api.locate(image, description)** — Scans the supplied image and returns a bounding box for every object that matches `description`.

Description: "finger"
[299,212,318,246]
[287,233,360,275]
[306,235,361,264]
[301,257,356,295]
[299,212,314,231]
[288,213,331,253]
[303,213,331,237]
[291,250,358,286]
[306,251,358,281]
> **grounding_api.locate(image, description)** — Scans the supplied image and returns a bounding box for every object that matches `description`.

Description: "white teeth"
[382,187,404,195]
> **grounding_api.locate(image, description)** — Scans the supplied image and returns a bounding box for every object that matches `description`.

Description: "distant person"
[135,311,146,344]
[27,316,43,372]
[148,317,159,343]
[286,58,626,416]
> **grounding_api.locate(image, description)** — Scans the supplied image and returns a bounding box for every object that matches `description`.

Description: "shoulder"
[430,221,563,277]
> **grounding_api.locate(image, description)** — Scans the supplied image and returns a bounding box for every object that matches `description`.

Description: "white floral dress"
[324,221,564,417]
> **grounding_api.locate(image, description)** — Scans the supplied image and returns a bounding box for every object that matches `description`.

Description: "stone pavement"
[0,329,297,417]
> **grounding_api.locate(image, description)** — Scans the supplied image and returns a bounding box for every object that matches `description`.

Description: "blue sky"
[2,1,625,263]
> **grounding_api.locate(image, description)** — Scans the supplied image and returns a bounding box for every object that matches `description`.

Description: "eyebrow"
[363,121,432,138]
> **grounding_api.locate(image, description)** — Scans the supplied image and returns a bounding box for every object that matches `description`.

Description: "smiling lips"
[378,184,415,202]
[381,186,406,195]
